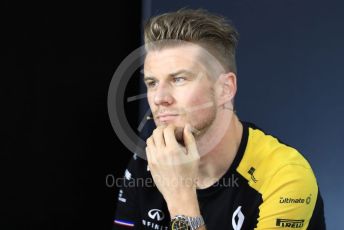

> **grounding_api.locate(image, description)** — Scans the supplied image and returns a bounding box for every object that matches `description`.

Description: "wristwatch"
[170,215,205,230]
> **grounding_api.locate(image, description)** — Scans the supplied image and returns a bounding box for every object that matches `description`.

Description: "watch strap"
[171,215,205,230]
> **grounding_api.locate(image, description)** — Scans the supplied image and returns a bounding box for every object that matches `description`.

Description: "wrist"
[166,190,200,218]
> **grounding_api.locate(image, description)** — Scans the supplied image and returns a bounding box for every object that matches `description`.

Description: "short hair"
[144,9,239,74]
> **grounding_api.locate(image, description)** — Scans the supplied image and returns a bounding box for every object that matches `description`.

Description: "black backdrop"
[3,1,141,229]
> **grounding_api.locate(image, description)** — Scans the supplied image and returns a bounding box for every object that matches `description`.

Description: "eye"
[146,81,158,88]
[173,77,186,85]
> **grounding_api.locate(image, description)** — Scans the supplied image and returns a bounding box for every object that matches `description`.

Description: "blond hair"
[144,9,239,74]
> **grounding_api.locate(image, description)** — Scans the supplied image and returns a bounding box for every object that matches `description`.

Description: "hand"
[146,123,200,208]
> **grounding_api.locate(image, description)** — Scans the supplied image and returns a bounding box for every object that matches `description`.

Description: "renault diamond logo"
[232,206,245,230]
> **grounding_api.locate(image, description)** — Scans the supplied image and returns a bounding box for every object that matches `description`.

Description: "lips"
[156,114,179,122]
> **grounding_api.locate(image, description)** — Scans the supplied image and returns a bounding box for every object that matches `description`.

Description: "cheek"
[146,92,155,108]
[183,88,215,112]
[184,88,214,105]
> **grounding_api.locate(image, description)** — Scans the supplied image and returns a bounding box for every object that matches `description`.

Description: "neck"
[196,113,243,189]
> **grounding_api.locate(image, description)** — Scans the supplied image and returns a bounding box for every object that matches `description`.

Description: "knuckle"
[162,127,169,135]
[146,137,152,145]
[164,124,174,134]
[153,127,162,136]
[152,129,158,136]
[167,124,175,130]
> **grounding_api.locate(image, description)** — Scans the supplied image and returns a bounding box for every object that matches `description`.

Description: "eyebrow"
[143,69,194,81]
[169,69,193,77]
[143,76,156,82]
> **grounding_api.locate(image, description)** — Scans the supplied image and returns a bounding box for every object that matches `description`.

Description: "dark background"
[3,0,343,229]
[3,1,141,230]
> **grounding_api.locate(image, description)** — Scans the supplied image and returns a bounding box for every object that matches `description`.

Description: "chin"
[154,121,185,142]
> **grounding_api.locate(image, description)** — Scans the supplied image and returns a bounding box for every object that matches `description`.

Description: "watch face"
[170,218,190,230]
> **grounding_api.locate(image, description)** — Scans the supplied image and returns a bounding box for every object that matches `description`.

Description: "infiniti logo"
[148,209,165,221]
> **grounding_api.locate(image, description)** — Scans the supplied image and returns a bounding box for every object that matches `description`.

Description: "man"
[113,9,325,230]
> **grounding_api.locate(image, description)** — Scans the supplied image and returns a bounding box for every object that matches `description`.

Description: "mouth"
[156,114,179,122]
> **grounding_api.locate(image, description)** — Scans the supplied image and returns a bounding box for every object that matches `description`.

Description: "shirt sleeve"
[255,164,321,230]
[113,156,142,229]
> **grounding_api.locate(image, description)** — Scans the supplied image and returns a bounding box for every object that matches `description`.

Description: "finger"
[146,136,155,148]
[145,145,157,164]
[152,126,166,149]
[163,124,179,147]
[183,123,199,158]
[146,137,157,158]
[145,147,155,173]
[145,146,151,163]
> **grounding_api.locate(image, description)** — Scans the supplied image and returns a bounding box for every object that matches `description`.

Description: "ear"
[215,72,237,107]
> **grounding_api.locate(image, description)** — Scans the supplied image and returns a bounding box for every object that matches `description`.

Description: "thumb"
[183,124,199,158]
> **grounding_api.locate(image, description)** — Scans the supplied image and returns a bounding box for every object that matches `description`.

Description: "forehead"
[144,44,206,75]
[143,43,225,78]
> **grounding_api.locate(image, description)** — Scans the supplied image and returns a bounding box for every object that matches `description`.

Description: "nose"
[153,83,174,106]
